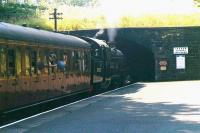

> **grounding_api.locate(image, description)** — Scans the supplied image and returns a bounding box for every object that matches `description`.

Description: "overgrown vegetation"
[119,14,200,27]
[0,3,52,29]
[0,3,39,22]
[65,0,98,6]
[1,0,200,31]
[194,0,200,6]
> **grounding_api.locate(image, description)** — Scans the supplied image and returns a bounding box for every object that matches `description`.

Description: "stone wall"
[62,27,200,81]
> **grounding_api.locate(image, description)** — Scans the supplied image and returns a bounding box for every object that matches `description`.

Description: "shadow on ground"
[98,83,200,133]
[68,83,200,133]
[2,83,200,133]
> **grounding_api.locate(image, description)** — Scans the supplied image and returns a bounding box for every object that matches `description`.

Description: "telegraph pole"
[49,8,63,32]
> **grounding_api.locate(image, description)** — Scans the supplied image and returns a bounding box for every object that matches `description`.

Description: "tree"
[65,0,98,6]
[194,0,200,6]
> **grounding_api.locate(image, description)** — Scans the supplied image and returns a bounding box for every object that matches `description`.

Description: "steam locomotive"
[0,22,127,113]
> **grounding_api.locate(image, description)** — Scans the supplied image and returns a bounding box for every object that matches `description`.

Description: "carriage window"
[84,51,90,74]
[25,49,30,76]
[94,48,103,57]
[16,48,22,76]
[72,51,75,57]
[81,52,85,73]
[71,51,89,74]
[70,51,75,73]
[77,51,82,73]
[70,50,86,74]
[48,51,57,74]
[56,50,70,73]
[74,51,82,74]
[79,51,85,74]
[0,47,6,78]
[38,49,48,74]
[31,50,37,75]
[63,53,68,67]
[72,51,78,72]
[68,50,73,72]
[8,49,15,76]
[95,49,99,56]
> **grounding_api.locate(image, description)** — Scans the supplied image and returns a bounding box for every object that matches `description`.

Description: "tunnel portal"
[65,26,200,82]
[116,39,155,82]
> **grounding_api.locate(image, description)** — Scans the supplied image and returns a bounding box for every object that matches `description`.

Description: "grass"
[2,6,200,31]
[119,14,200,28]
[44,6,200,30]
[53,13,200,31]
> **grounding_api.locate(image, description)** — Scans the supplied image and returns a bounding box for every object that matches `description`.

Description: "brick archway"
[115,38,155,82]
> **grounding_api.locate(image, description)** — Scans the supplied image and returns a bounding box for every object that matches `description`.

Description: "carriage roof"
[0,22,90,49]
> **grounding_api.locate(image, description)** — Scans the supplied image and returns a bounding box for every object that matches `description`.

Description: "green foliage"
[1,1,200,31]
[0,3,51,30]
[0,3,38,23]
[16,18,52,30]
[65,0,98,6]
[119,14,200,28]
[194,0,200,6]
[194,0,200,3]
[43,15,106,31]
[0,3,37,14]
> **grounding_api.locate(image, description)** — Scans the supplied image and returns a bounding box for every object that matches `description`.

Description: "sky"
[99,0,200,15]
[59,0,200,19]
[97,0,200,24]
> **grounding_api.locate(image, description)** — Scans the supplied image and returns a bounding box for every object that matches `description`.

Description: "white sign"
[160,66,167,71]
[173,47,188,54]
[176,55,185,69]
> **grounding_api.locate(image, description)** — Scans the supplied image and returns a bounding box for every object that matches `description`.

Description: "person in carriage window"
[57,52,68,73]
[49,52,57,73]
[63,53,68,71]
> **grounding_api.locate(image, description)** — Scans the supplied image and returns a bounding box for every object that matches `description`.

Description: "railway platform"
[1,81,200,133]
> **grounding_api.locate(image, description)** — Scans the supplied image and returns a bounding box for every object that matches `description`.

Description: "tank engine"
[0,22,126,113]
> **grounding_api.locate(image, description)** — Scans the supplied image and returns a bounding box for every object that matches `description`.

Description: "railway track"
[0,87,113,126]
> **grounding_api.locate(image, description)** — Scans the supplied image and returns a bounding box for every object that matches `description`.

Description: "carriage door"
[38,48,49,95]
[56,50,65,94]
[0,46,7,92]
[0,46,8,111]
[20,47,30,97]
[30,48,41,98]
[7,47,17,93]
[63,50,72,93]
[14,47,23,96]
[57,50,68,94]
[48,50,60,96]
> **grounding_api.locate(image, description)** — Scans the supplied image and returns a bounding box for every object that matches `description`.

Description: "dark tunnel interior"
[116,39,155,82]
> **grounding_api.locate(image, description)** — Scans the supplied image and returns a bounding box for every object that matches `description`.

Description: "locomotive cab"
[110,48,125,87]
[80,37,112,90]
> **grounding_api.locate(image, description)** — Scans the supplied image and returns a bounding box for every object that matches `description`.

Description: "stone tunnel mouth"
[116,40,155,82]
